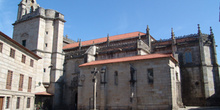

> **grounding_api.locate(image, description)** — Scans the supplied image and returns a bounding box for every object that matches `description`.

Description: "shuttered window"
[18,74,24,91]
[30,59,34,67]
[21,54,26,63]
[10,48,15,58]
[26,98,30,108]
[6,70,13,89]
[6,97,10,109]
[0,42,3,53]
[16,97,20,109]
[28,77,32,92]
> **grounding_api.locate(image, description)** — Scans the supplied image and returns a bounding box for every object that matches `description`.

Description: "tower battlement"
[15,7,65,24]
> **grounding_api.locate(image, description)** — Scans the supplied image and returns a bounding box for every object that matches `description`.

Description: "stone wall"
[78,57,181,110]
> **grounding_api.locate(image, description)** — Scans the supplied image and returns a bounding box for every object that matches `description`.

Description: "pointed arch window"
[184,52,192,63]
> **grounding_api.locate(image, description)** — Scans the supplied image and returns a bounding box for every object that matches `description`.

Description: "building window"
[30,6,33,13]
[30,59,34,67]
[28,77,32,92]
[45,43,48,47]
[44,68,46,72]
[6,70,13,89]
[22,40,26,47]
[176,72,179,81]
[27,98,31,108]
[0,42,3,53]
[18,74,24,91]
[10,48,15,58]
[5,97,10,109]
[147,69,154,84]
[185,52,192,63]
[130,65,136,86]
[21,54,26,63]
[114,71,118,85]
[16,97,20,109]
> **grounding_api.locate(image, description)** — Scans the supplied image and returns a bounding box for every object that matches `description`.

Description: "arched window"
[184,52,192,63]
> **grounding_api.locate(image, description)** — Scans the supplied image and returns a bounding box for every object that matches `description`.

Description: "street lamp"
[91,67,99,110]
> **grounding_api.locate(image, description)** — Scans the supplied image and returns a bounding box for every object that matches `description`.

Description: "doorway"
[0,97,4,110]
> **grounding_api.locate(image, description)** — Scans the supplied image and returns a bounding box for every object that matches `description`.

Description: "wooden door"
[0,97,4,110]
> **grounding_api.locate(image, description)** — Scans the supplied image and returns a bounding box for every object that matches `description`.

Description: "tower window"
[22,40,26,47]
[44,68,46,72]
[45,43,48,47]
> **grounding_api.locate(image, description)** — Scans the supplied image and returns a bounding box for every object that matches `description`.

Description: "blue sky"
[0,0,220,63]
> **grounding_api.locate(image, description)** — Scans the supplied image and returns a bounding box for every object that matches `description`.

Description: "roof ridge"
[74,31,145,44]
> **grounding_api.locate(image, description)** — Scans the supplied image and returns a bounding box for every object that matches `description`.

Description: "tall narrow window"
[27,98,30,108]
[18,74,24,91]
[30,59,34,67]
[0,42,3,53]
[30,6,33,13]
[10,48,15,58]
[147,69,154,84]
[185,52,192,63]
[22,40,26,47]
[130,66,136,87]
[21,54,26,63]
[5,97,10,109]
[6,70,13,89]
[16,97,20,109]
[28,77,32,92]
[114,71,118,85]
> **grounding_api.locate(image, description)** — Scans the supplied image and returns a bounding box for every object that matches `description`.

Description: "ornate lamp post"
[91,68,99,110]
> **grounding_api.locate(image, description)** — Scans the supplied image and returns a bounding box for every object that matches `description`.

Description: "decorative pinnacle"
[146,25,150,35]
[171,28,175,39]
[138,33,141,39]
[198,24,201,35]
[107,33,109,41]
[210,26,213,35]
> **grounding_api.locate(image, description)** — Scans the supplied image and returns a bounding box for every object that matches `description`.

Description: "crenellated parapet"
[14,7,65,25]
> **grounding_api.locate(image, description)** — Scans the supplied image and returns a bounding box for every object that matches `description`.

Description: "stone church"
[0,0,219,110]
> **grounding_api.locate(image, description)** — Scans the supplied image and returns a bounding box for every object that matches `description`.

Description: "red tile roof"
[35,91,53,96]
[63,32,150,50]
[0,31,41,59]
[79,53,177,67]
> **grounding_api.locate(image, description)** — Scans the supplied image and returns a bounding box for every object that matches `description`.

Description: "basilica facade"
[0,0,219,110]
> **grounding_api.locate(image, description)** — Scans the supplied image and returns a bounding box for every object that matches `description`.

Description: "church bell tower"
[13,0,65,109]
